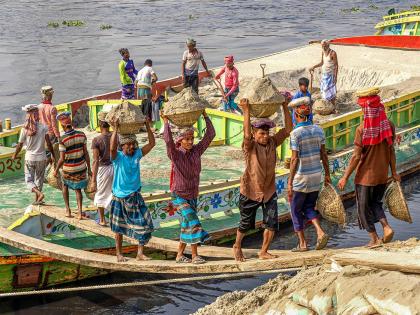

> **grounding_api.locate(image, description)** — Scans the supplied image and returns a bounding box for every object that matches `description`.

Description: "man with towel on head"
[12,104,55,205]
[182,38,211,93]
[91,111,113,226]
[310,40,338,110]
[288,97,330,252]
[108,118,155,262]
[233,98,293,262]
[54,112,91,219]
[338,90,398,248]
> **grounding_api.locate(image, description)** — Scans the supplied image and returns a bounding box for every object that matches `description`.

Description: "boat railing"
[382,10,420,21]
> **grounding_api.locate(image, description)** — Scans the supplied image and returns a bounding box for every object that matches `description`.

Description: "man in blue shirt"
[109,119,156,262]
[292,77,313,126]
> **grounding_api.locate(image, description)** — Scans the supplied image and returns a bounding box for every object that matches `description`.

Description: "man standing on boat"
[38,86,60,161]
[287,97,330,251]
[118,48,138,100]
[12,104,55,205]
[233,98,293,262]
[91,112,113,226]
[310,40,338,110]
[338,90,397,248]
[108,119,155,262]
[181,38,211,93]
[54,112,91,219]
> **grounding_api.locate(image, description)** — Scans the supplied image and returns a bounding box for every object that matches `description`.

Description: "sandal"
[315,234,330,250]
[176,255,192,264]
[291,246,309,252]
[192,256,206,264]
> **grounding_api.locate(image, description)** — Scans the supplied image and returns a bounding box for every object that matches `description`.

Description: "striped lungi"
[320,73,337,101]
[172,193,210,245]
[109,191,154,245]
[94,165,114,208]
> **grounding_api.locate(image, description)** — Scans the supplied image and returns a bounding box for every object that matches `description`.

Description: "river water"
[1,0,419,314]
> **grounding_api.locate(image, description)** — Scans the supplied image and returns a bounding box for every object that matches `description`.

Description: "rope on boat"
[0,267,302,298]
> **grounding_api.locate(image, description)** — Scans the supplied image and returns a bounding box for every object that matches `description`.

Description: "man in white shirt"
[136,59,158,120]
[12,104,55,205]
[181,38,211,93]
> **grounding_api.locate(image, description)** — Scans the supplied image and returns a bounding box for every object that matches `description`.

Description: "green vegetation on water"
[100,24,112,30]
[340,6,361,14]
[47,20,85,28]
[47,21,60,28]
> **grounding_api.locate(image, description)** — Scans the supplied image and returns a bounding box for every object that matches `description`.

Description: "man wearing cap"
[338,90,397,248]
[91,112,113,226]
[181,38,211,93]
[12,104,55,205]
[233,98,293,262]
[54,112,91,219]
[38,86,60,160]
[310,40,338,110]
[108,119,155,262]
[215,55,241,114]
[288,97,330,251]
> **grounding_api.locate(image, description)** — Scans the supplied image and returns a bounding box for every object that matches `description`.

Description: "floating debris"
[62,20,85,27]
[100,24,112,30]
[340,7,362,13]
[47,21,60,28]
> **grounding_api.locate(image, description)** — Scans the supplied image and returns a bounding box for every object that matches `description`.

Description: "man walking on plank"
[109,119,155,262]
[338,91,398,248]
[162,110,215,264]
[288,97,330,252]
[13,104,55,205]
[91,112,113,226]
[233,98,293,262]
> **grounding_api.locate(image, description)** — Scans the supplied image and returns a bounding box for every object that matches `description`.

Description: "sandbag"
[46,165,62,190]
[105,100,145,134]
[313,99,335,115]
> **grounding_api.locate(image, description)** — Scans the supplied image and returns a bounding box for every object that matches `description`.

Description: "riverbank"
[194,239,420,315]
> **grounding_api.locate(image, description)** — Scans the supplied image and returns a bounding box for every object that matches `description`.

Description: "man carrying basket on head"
[338,89,398,248]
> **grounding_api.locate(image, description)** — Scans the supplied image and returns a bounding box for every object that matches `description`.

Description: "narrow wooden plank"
[0,227,332,274]
[332,249,420,274]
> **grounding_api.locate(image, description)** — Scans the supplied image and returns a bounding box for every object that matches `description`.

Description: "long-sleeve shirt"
[163,117,216,200]
[119,59,137,85]
[215,66,239,97]
[38,101,60,139]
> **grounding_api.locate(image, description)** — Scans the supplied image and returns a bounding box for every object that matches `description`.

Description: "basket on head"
[356,87,380,97]
[167,109,204,128]
[316,183,346,226]
[384,180,412,223]
[249,103,280,118]
[46,166,62,190]
[84,176,96,201]
[105,100,145,135]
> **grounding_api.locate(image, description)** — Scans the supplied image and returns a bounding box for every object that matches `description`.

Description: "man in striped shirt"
[54,112,91,219]
[288,97,330,251]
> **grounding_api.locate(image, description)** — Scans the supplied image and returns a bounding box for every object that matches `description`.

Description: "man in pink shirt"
[38,86,60,160]
[215,55,242,115]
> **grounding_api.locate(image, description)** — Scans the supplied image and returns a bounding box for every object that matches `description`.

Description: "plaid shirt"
[163,117,215,200]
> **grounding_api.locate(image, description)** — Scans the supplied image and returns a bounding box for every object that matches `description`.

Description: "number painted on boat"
[0,156,22,174]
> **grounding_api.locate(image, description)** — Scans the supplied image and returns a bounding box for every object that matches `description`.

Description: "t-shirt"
[136,65,155,89]
[182,49,204,75]
[290,124,325,193]
[354,124,395,186]
[18,124,48,162]
[112,148,143,198]
[91,133,112,166]
[59,129,87,175]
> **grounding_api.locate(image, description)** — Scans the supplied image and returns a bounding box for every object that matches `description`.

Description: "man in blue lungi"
[310,40,338,111]
[109,119,156,262]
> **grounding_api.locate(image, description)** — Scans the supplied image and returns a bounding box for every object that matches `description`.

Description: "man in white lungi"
[91,112,114,226]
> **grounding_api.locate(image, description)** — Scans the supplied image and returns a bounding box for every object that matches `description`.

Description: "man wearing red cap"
[338,91,398,248]
[215,56,241,114]
[233,98,292,262]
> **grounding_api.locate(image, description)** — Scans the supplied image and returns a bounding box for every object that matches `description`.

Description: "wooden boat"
[1,36,419,293]
[375,8,420,36]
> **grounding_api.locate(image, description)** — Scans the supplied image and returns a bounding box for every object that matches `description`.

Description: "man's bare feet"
[65,210,73,218]
[76,215,84,220]
[136,254,151,261]
[233,244,245,262]
[116,254,128,262]
[258,251,278,260]
[366,239,383,249]
[37,192,45,203]
[383,226,394,243]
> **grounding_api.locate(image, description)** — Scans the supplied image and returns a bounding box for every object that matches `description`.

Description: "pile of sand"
[163,87,209,115]
[237,77,284,105]
[313,99,335,115]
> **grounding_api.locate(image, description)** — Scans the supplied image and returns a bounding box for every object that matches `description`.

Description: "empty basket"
[84,176,96,201]
[46,166,62,190]
[384,180,412,223]
[316,183,346,226]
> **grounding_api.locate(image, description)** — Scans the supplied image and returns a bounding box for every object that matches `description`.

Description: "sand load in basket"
[163,87,208,127]
[316,183,346,226]
[356,87,380,97]
[384,180,412,223]
[46,165,62,190]
[105,100,145,134]
[238,77,285,118]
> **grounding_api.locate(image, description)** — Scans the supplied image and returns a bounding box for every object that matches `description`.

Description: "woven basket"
[249,103,280,118]
[167,109,203,127]
[84,176,96,201]
[384,181,412,223]
[117,122,143,135]
[356,87,380,97]
[316,183,346,226]
[46,166,62,190]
